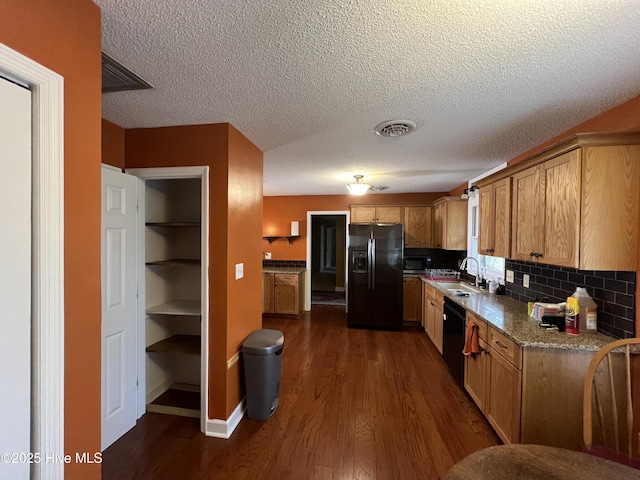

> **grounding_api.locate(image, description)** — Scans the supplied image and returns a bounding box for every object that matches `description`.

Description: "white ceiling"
[96,0,640,196]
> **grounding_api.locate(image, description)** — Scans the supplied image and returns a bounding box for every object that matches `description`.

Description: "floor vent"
[102,51,153,93]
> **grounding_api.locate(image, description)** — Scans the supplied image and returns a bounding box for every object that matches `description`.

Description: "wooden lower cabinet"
[463,337,489,413]
[464,312,595,449]
[486,347,522,443]
[263,273,274,313]
[422,283,443,353]
[263,272,305,317]
[403,277,422,323]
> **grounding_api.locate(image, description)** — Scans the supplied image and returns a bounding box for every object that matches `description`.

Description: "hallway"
[103,305,499,480]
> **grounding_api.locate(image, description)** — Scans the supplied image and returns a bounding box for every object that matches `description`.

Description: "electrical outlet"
[506,270,514,283]
[264,252,272,259]
[235,263,244,280]
[523,273,530,288]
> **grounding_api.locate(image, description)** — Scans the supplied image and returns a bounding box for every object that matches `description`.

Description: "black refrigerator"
[348,223,404,329]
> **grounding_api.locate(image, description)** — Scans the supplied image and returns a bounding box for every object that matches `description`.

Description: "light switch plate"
[264,252,272,259]
[523,273,530,288]
[235,263,244,280]
[506,270,514,283]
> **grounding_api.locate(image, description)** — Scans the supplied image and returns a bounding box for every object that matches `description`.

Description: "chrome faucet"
[459,256,480,287]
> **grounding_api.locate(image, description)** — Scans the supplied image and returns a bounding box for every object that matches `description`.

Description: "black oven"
[442,297,466,387]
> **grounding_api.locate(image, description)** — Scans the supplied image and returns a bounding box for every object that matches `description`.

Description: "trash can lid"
[242,329,284,355]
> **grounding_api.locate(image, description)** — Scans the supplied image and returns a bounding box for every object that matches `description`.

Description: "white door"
[101,166,139,450]
[0,77,31,479]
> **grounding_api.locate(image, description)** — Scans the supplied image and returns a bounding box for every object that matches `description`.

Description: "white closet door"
[101,166,139,450]
[0,77,31,479]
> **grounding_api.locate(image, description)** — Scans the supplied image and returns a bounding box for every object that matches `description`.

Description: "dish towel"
[463,322,481,357]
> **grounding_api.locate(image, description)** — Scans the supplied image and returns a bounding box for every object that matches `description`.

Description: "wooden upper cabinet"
[579,145,640,271]
[404,206,433,247]
[479,178,511,258]
[351,206,377,223]
[512,151,580,267]
[351,205,401,223]
[511,165,543,262]
[433,197,467,250]
[509,142,639,271]
[541,151,581,267]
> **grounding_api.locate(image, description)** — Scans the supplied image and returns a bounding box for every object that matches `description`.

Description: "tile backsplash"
[263,260,306,268]
[505,260,636,339]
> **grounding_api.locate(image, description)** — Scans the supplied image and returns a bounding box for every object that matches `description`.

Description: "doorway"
[0,43,65,479]
[307,212,348,307]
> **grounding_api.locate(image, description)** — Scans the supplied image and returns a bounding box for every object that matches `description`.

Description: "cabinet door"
[478,187,494,255]
[580,145,640,270]
[433,203,444,248]
[403,277,421,322]
[376,206,402,223]
[351,206,376,223]
[433,298,444,354]
[541,150,581,267]
[444,200,468,250]
[486,348,522,443]
[274,283,298,314]
[464,337,489,413]
[404,206,432,247]
[511,166,542,261]
[492,178,512,258]
[263,273,274,313]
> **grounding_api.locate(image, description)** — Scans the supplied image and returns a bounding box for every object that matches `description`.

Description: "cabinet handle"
[494,340,508,350]
[530,252,535,257]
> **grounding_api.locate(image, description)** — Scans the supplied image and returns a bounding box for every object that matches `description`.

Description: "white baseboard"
[205,398,245,439]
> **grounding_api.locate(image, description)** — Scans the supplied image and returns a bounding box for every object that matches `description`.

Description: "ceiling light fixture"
[374,119,417,137]
[346,175,371,195]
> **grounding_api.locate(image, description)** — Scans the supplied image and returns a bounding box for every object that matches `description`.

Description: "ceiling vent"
[102,51,153,93]
[375,119,417,137]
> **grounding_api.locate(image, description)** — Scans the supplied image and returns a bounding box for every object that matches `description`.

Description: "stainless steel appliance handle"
[367,239,373,290]
[370,238,376,289]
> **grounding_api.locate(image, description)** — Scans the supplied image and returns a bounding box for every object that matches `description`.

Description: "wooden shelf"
[263,235,299,245]
[146,300,200,316]
[146,383,200,418]
[146,222,200,228]
[146,335,200,355]
[146,259,200,267]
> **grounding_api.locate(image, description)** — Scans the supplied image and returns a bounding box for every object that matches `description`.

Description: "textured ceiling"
[96,0,640,196]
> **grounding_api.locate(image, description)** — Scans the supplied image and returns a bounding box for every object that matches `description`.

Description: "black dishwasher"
[442,297,466,387]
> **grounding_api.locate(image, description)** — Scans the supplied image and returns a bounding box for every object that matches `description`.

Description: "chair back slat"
[626,345,633,457]
[608,353,620,453]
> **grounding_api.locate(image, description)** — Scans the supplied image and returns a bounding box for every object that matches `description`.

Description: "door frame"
[0,43,65,478]
[305,211,350,311]
[126,166,210,433]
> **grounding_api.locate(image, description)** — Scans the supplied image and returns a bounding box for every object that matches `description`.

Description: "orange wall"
[263,193,444,260]
[125,123,263,419]
[102,119,125,169]
[0,1,102,478]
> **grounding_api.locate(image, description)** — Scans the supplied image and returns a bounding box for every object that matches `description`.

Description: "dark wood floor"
[103,305,500,480]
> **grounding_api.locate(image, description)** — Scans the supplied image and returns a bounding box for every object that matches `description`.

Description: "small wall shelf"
[263,235,299,245]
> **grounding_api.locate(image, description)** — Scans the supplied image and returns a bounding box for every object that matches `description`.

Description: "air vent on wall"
[102,51,153,93]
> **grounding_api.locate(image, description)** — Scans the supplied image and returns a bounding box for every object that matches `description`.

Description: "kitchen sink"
[435,282,481,295]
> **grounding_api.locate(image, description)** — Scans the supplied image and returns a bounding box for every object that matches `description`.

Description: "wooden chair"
[583,337,640,469]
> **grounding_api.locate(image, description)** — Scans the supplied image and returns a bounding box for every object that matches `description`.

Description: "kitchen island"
[421,277,618,450]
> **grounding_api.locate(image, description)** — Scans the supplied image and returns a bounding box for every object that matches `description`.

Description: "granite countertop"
[263,266,306,274]
[422,278,616,352]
